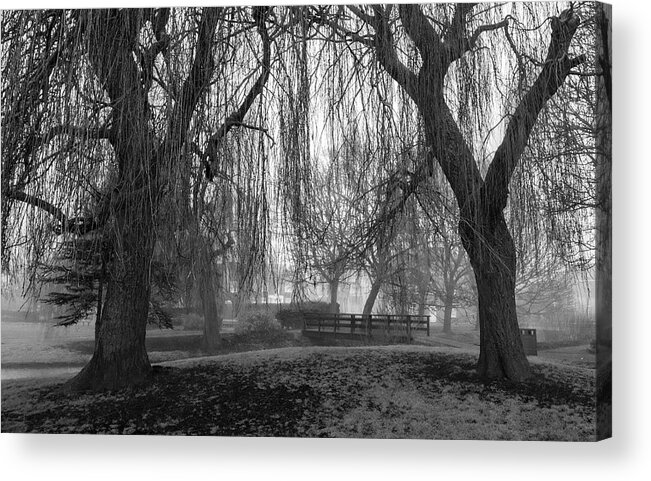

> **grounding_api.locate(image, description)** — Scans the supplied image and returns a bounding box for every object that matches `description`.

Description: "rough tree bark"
[460,214,528,379]
[442,287,454,334]
[198,243,223,354]
[417,287,428,317]
[329,278,340,313]
[67,10,156,391]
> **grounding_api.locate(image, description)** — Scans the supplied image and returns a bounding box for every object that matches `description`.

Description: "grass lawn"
[1,345,596,440]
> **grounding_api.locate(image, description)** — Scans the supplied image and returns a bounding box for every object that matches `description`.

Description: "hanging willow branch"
[203,6,272,181]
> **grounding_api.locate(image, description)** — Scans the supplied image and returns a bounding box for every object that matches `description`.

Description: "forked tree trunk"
[460,214,530,381]
[368,5,583,381]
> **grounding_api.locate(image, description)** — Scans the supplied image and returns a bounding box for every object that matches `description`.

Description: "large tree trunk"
[460,214,530,381]
[68,272,152,392]
[415,266,430,316]
[329,278,339,313]
[362,280,382,316]
[442,288,454,334]
[67,212,154,391]
[199,247,222,354]
[66,10,158,391]
[417,286,428,317]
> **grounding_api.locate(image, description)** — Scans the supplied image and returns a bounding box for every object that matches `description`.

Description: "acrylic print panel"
[0,2,610,440]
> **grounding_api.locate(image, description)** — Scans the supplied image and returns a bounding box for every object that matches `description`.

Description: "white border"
[1,0,650,479]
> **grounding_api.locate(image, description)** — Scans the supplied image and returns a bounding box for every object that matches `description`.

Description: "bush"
[235,312,282,335]
[147,302,174,329]
[275,309,303,330]
[180,313,204,331]
[276,301,335,330]
[234,302,280,321]
[232,312,294,346]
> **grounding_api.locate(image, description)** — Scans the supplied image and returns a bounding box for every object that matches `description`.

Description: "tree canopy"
[1,3,605,390]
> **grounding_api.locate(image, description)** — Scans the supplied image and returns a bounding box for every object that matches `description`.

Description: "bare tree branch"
[4,190,101,235]
[468,18,509,47]
[347,5,376,27]
[369,5,419,99]
[205,6,272,179]
[483,9,586,217]
[161,8,222,157]
[398,3,442,61]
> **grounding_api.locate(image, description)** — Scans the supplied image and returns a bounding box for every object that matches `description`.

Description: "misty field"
[1,345,596,440]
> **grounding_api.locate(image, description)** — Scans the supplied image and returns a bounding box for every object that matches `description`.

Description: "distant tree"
[431,229,471,334]
[299,165,358,312]
[514,248,578,327]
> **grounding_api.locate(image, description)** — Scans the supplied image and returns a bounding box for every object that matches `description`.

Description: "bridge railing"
[302,312,430,340]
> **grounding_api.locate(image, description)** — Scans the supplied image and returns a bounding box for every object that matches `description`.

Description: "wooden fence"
[302,312,430,343]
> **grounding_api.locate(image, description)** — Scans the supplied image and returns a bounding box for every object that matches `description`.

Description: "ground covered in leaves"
[1,346,596,440]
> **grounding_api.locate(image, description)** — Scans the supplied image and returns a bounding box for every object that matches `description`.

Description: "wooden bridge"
[302,312,430,344]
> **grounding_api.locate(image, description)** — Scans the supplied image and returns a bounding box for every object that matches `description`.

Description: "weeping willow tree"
[274,12,433,316]
[169,6,273,353]
[2,3,606,390]
[1,7,275,390]
[290,2,600,381]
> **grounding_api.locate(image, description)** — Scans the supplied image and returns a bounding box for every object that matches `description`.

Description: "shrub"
[234,302,280,321]
[147,302,174,329]
[276,301,335,330]
[232,312,294,346]
[235,312,282,335]
[180,313,204,331]
[275,309,303,330]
